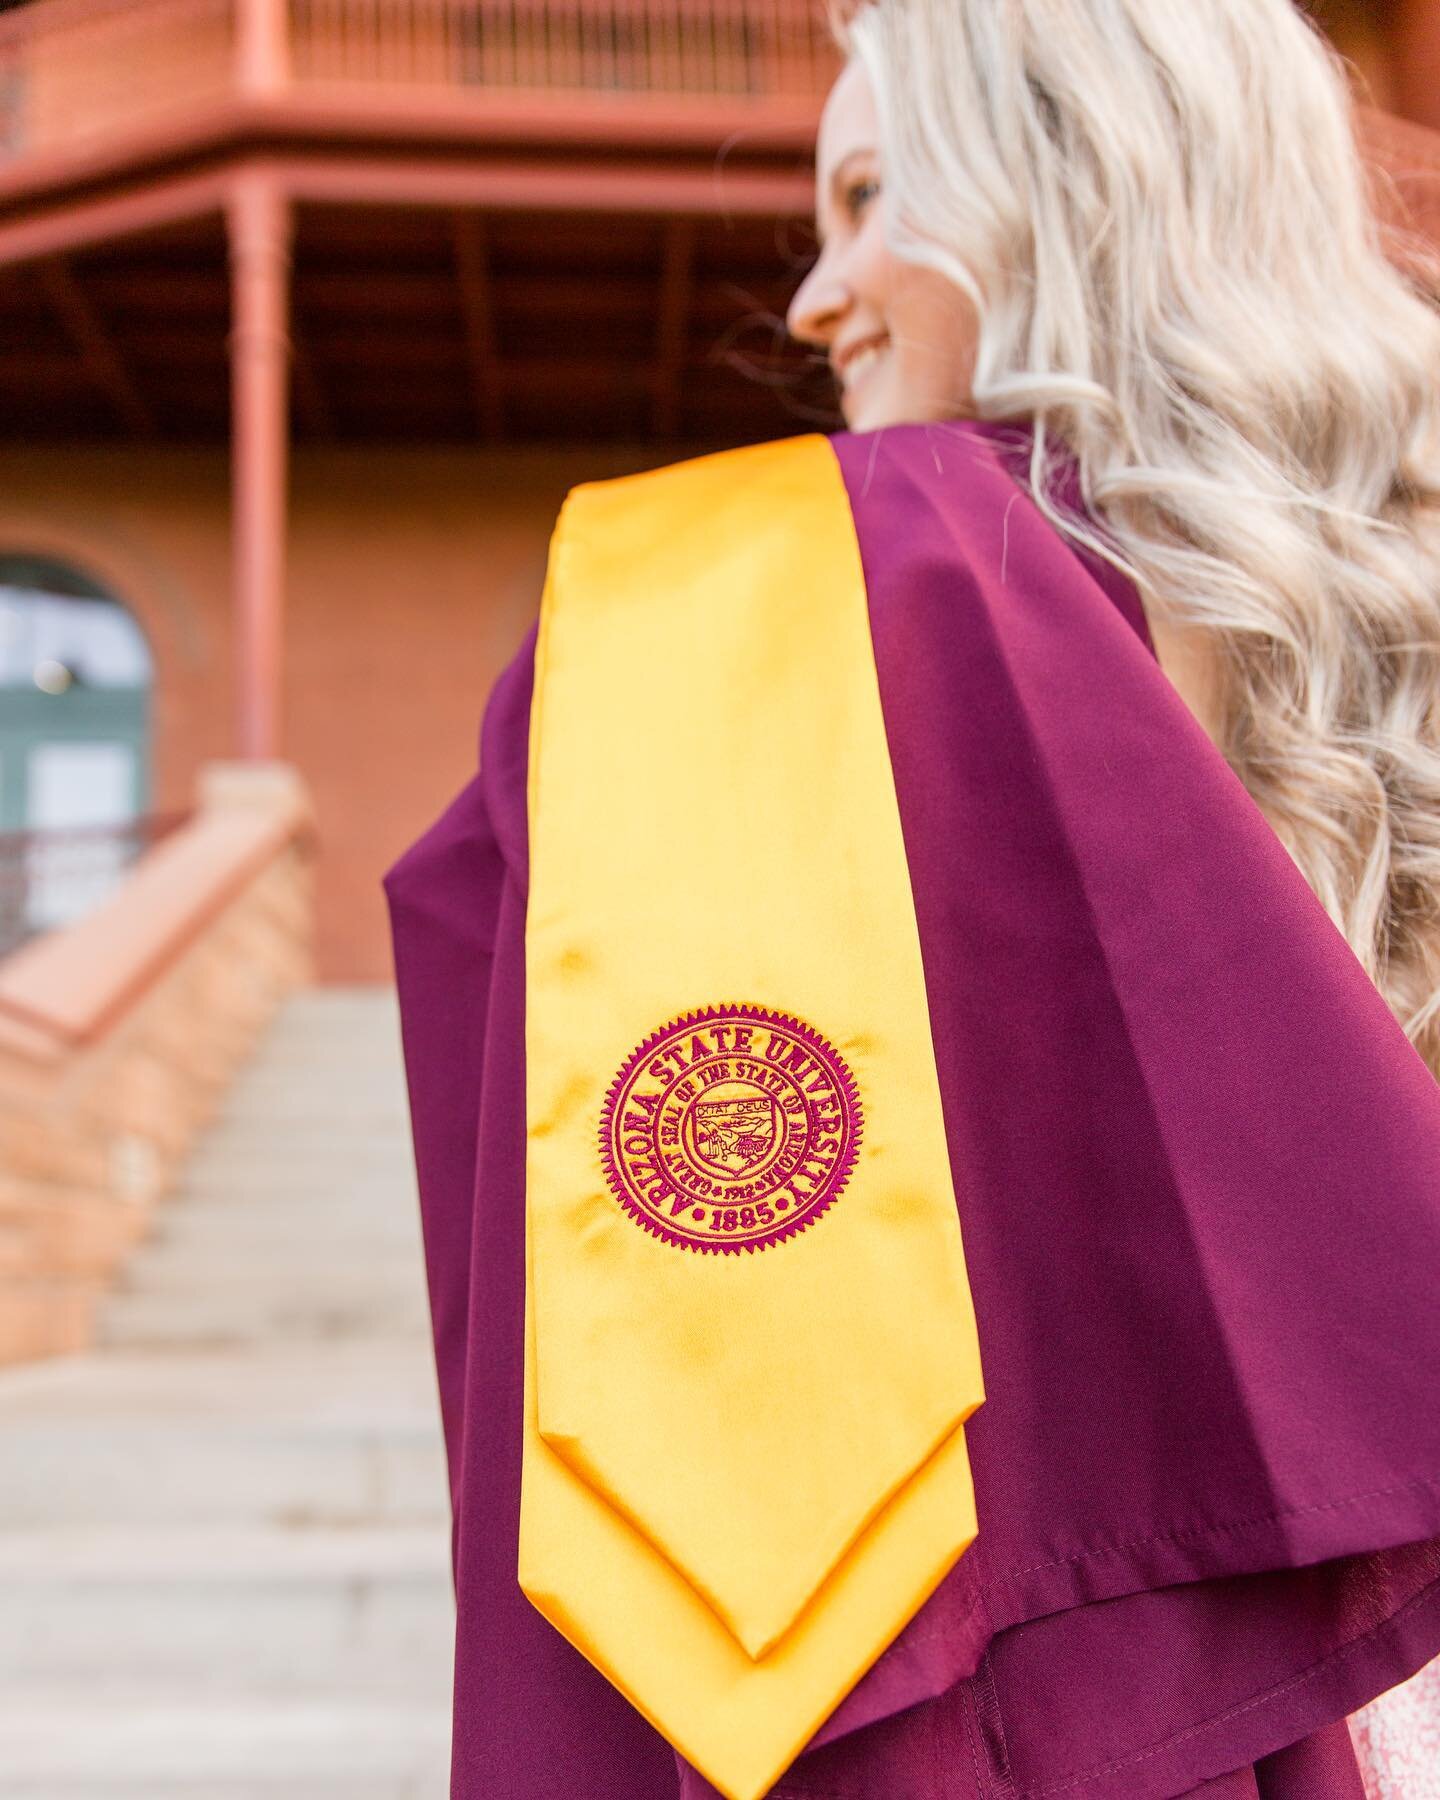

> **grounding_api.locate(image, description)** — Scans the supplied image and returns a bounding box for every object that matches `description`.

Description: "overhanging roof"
[0,0,1434,449]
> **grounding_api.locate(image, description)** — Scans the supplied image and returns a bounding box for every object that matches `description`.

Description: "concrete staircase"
[0,988,454,1800]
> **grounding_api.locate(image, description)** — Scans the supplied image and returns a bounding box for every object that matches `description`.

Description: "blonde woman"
[385,2,1440,1795]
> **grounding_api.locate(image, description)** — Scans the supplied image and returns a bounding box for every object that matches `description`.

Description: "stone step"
[164,1179,418,1216]
[105,1248,430,1322]
[237,1019,401,1040]
[0,1346,446,1528]
[140,1218,426,1261]
[158,1174,418,1205]
[98,1290,430,1348]
[207,1120,411,1144]
[204,1119,411,1144]
[259,992,401,1022]
[3,1775,443,1797]
[114,1243,430,1290]
[229,1061,406,1088]
[239,1043,405,1072]
[225,1065,403,1083]
[0,1340,437,1418]
[263,991,402,1018]
[149,1186,421,1222]
[231,1038,401,1060]
[0,1526,454,1697]
[149,1186,420,1219]
[207,1088,411,1118]
[0,1413,444,1529]
[165,1184,418,1227]
[0,1693,449,1797]
[169,1179,417,1210]
[224,1079,406,1102]
[182,1130,415,1161]
[222,1054,404,1084]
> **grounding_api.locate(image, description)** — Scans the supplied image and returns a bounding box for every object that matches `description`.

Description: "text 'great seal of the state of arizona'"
[598,1004,863,1253]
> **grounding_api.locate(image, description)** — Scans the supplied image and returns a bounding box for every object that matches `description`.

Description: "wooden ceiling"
[0,200,841,446]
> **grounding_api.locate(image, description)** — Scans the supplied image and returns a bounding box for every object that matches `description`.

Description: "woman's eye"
[845,176,880,218]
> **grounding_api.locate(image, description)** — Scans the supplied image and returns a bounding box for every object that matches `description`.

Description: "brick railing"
[0,762,314,1365]
[0,0,835,165]
[0,811,192,961]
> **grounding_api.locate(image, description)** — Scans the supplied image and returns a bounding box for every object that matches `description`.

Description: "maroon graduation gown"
[384,419,1440,1798]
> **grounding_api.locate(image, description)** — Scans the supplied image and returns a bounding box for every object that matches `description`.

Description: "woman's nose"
[786,259,851,349]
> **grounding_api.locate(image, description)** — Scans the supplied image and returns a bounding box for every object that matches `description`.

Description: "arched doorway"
[0,555,155,946]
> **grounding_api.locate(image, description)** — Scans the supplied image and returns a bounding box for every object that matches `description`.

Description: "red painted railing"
[291,0,833,95]
[0,0,834,161]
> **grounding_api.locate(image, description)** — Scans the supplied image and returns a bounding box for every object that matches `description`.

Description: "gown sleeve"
[382,761,501,1513]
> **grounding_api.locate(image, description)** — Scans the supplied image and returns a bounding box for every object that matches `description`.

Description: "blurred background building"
[0,0,841,983]
[0,3,1437,1796]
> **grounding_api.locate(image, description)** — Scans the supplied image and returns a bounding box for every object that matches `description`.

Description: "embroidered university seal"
[599,1004,863,1253]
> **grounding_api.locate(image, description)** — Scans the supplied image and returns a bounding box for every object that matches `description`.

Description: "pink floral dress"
[1352,1657,1440,1797]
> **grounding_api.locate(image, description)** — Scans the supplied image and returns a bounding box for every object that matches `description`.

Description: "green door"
[0,560,153,940]
[0,686,149,833]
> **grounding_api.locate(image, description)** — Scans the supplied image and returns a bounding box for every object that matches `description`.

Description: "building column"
[1394,0,1440,132]
[227,170,292,761]
[235,0,290,97]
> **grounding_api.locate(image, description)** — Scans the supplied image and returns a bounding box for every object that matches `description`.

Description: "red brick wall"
[0,444,666,980]
[1396,0,1440,132]
[1308,0,1440,130]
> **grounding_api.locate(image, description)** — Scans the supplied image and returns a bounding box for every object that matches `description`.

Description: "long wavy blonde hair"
[838,0,1440,1074]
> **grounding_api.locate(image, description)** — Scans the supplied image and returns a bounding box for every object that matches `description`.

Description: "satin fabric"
[384,418,1440,1797]
[518,436,982,1799]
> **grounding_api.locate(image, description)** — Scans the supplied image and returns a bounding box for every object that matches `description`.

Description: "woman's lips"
[835,333,892,392]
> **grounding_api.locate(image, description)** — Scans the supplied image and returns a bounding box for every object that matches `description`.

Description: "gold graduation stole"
[520,435,984,1800]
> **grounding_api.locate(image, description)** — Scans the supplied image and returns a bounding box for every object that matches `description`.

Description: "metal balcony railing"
[0,811,190,957]
[291,0,834,95]
[0,0,835,164]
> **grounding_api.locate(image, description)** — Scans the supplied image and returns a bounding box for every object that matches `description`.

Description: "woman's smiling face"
[786,58,980,432]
